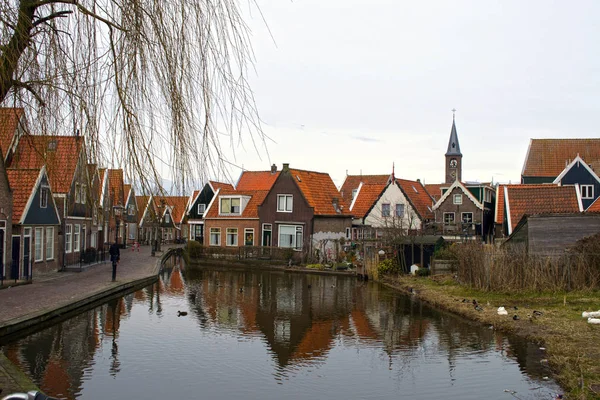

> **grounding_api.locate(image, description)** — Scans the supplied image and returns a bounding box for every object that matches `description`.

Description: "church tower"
[445,113,462,183]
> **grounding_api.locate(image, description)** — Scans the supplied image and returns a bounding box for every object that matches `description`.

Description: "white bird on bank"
[497,306,508,316]
[582,310,600,318]
[588,317,600,324]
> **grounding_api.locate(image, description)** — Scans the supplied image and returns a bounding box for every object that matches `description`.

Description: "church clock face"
[449,158,457,168]
[450,170,456,179]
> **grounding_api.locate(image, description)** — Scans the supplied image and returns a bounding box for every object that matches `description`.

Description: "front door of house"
[23,236,31,279]
[262,230,271,247]
[195,225,203,243]
[11,236,20,280]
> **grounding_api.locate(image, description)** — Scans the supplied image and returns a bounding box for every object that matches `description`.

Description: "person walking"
[109,242,120,282]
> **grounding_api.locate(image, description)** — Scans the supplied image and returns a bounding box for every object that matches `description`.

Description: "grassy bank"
[381,274,600,399]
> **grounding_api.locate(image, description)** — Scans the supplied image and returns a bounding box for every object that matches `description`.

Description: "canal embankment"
[380,273,600,399]
[0,244,178,395]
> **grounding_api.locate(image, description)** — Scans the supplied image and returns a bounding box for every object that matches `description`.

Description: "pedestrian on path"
[109,242,120,282]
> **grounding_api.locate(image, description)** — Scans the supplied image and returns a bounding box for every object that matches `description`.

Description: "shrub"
[416,267,430,277]
[377,258,400,276]
[306,264,325,270]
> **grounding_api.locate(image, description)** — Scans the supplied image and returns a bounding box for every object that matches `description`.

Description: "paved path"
[0,244,175,395]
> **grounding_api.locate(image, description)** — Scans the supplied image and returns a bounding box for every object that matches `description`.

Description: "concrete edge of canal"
[0,249,178,395]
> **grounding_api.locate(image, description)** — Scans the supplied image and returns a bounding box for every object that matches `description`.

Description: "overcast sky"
[217,0,600,188]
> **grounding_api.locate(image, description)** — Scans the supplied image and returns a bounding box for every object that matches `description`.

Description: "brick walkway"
[0,244,175,395]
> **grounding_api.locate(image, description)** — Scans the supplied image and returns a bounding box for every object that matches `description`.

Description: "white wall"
[364,183,422,230]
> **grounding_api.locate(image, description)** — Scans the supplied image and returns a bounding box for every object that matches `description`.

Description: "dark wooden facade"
[0,157,13,280]
[505,213,600,255]
[188,183,215,243]
[555,161,600,210]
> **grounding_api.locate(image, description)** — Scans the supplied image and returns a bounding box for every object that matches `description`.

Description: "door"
[262,230,271,247]
[0,228,4,278]
[11,236,20,280]
[23,236,31,279]
[195,225,203,243]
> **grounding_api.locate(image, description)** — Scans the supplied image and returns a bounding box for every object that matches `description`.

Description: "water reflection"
[2,255,560,400]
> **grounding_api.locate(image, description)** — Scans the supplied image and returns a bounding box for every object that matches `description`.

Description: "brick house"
[7,166,61,277]
[154,196,189,243]
[107,169,125,245]
[187,181,234,243]
[123,184,139,245]
[258,164,352,262]
[9,135,93,267]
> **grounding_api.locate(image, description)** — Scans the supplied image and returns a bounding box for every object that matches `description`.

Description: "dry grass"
[382,274,600,399]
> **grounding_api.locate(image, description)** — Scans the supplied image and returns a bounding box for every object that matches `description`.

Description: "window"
[81,185,86,204]
[198,203,206,214]
[395,204,405,217]
[444,213,455,225]
[244,228,254,246]
[453,194,463,205]
[351,189,358,200]
[485,189,492,203]
[35,227,43,262]
[82,225,86,250]
[65,225,72,253]
[279,225,303,250]
[45,227,54,260]
[74,224,81,252]
[165,213,170,224]
[210,228,221,246]
[40,186,49,208]
[75,183,81,203]
[91,231,97,248]
[128,204,135,215]
[346,227,351,239]
[220,197,241,215]
[226,228,238,246]
[581,184,594,199]
[277,195,293,212]
[462,212,473,224]
[382,203,390,217]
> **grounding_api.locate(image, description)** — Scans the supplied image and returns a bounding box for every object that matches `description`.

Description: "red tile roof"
[10,135,84,193]
[7,168,41,223]
[504,185,581,232]
[204,189,268,219]
[523,139,600,178]
[340,174,390,205]
[108,169,124,206]
[586,196,600,213]
[396,179,434,220]
[123,183,132,205]
[155,196,190,224]
[235,171,280,191]
[291,168,351,216]
[495,184,529,224]
[136,196,151,223]
[424,183,445,202]
[209,180,234,191]
[0,108,24,159]
[350,183,387,219]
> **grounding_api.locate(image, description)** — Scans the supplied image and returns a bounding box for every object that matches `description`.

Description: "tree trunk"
[0,1,37,103]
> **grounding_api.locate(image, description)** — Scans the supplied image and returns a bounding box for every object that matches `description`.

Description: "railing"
[186,244,304,263]
[74,244,109,271]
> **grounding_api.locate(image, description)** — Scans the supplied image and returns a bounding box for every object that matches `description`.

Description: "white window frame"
[581,184,594,199]
[345,227,351,239]
[278,225,303,250]
[74,224,81,253]
[381,203,391,217]
[220,197,241,215]
[81,185,86,204]
[197,203,206,214]
[34,227,43,262]
[65,224,72,253]
[443,212,455,225]
[226,228,238,246]
[277,194,293,213]
[40,186,49,208]
[210,228,221,246]
[244,228,254,246]
[395,204,405,218]
[45,227,54,260]
[351,189,358,200]
[461,212,473,224]
[453,194,463,205]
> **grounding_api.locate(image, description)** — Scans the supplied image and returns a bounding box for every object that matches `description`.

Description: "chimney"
[271,163,277,174]
[282,163,290,172]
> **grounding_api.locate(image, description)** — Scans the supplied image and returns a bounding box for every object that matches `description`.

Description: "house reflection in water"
[2,260,553,399]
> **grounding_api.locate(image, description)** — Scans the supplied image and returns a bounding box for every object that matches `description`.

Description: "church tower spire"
[445,110,462,183]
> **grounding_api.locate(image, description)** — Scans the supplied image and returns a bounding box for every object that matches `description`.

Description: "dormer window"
[277,195,293,212]
[48,140,57,151]
[165,213,170,223]
[198,203,206,214]
[128,204,135,215]
[220,197,241,215]
[351,189,358,200]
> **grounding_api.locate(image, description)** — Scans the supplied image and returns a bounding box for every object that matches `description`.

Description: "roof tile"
[236,171,280,191]
[350,183,386,218]
[523,139,600,178]
[340,174,390,205]
[6,168,40,223]
[505,185,581,231]
[0,108,24,159]
[154,196,190,224]
[291,168,351,216]
[396,178,434,220]
[204,189,268,219]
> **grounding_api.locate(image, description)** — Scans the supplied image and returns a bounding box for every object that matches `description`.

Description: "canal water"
[2,256,561,399]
